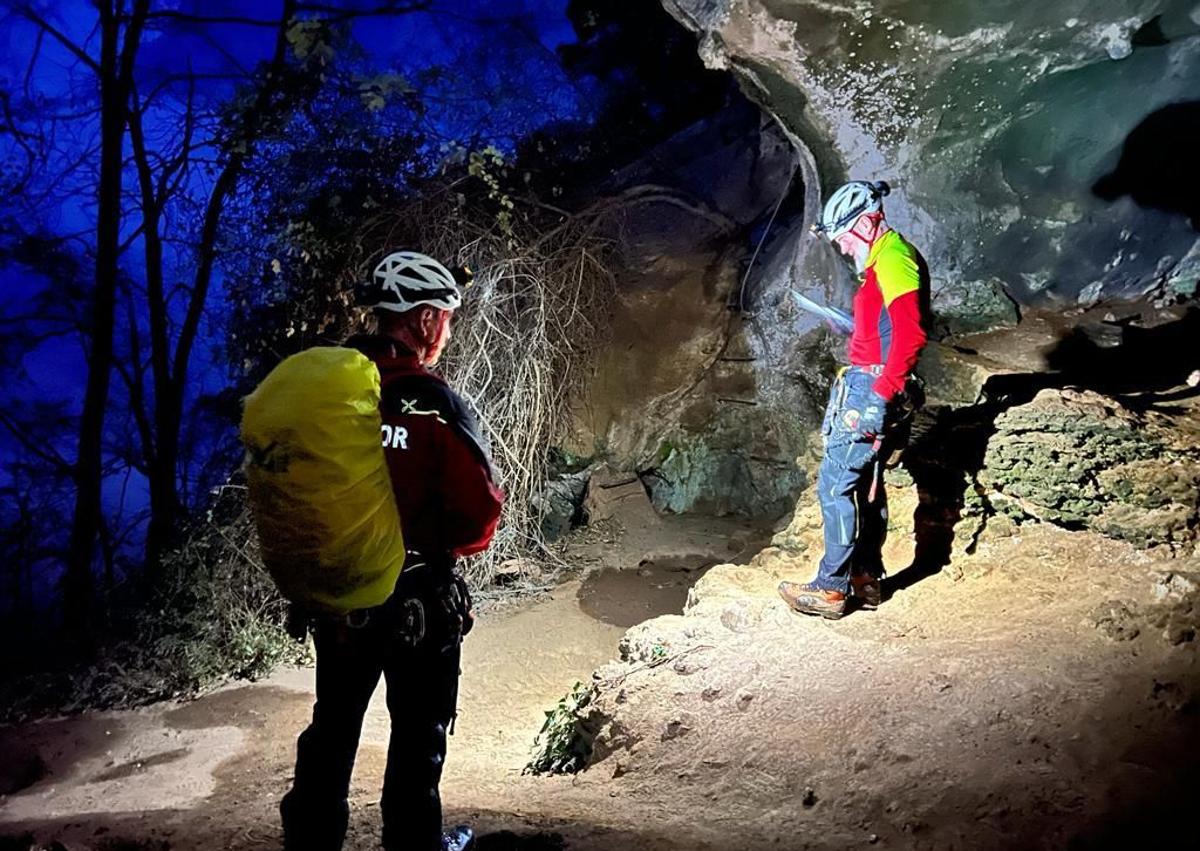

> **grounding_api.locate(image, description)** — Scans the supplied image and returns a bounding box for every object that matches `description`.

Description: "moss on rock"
[980,388,1199,550]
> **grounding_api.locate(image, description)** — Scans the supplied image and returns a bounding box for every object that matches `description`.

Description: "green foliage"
[286,18,337,63]
[357,72,416,112]
[466,146,517,236]
[525,680,598,775]
[0,490,310,723]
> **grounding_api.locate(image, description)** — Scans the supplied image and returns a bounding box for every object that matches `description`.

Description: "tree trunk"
[144,381,181,568]
[143,0,295,566]
[63,0,147,640]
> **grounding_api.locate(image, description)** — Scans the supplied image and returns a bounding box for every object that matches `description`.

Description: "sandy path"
[1,517,1197,850]
[0,581,626,849]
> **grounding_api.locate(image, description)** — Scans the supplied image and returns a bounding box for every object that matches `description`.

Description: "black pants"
[281,574,462,851]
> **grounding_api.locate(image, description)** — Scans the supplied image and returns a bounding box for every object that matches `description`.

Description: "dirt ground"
[1,454,1198,850]
[0,496,1195,849]
[0,514,768,850]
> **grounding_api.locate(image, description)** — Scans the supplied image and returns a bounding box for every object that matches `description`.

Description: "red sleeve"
[872,289,927,401]
[437,425,505,558]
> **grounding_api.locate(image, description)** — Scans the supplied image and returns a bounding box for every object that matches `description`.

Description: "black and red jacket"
[348,335,504,560]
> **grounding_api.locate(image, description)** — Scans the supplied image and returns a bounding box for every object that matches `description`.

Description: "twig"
[602,644,716,687]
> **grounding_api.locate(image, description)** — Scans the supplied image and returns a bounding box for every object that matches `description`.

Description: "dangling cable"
[737,166,795,314]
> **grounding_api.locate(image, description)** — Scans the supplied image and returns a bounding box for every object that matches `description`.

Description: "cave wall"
[563,99,825,518]
[661,0,1200,314]
[559,1,1200,523]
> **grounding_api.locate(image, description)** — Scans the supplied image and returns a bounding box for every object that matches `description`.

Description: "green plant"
[0,488,311,722]
[525,680,598,775]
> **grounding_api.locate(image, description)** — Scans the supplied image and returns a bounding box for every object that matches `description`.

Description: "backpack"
[240,347,404,614]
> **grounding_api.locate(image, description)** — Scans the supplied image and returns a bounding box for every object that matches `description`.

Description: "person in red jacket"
[779,181,929,619]
[281,251,503,851]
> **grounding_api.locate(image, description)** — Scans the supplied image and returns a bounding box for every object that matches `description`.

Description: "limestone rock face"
[915,342,1007,406]
[931,278,1020,337]
[980,388,1200,550]
[563,99,816,518]
[767,381,1200,571]
[769,470,923,565]
[661,0,1200,317]
[582,465,655,525]
[533,469,590,542]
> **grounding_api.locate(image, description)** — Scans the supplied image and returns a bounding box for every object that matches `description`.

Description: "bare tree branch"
[299,1,432,23]
[138,11,287,28]
[16,4,102,75]
[112,352,156,469]
[138,1,432,29]
[116,221,146,255]
[158,72,197,206]
[23,26,44,98]
[173,1,298,395]
[0,410,72,472]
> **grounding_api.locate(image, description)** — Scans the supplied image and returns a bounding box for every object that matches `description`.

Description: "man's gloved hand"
[889,380,925,426]
[842,390,888,441]
[285,604,309,643]
[442,574,475,639]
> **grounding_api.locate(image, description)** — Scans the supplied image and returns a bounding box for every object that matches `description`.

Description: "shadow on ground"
[475,829,566,850]
[890,307,1199,596]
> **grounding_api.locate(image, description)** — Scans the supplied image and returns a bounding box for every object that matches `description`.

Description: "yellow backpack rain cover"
[240,347,404,614]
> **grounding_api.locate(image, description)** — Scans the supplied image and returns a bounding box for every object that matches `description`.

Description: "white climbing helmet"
[811,180,890,239]
[362,250,464,313]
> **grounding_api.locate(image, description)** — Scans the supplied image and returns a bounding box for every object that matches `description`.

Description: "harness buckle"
[345,609,371,629]
[397,597,426,647]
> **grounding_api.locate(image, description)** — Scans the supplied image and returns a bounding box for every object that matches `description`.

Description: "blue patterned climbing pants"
[813,367,889,594]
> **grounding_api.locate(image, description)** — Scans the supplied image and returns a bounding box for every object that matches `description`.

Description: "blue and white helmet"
[812,181,890,239]
[362,250,464,313]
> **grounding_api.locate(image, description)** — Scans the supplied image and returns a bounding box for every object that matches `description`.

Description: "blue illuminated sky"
[2,0,588,402]
[0,0,593,579]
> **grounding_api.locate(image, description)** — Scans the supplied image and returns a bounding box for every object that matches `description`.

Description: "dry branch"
[347,187,620,585]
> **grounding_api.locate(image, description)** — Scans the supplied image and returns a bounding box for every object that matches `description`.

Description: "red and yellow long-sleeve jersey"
[847,229,929,401]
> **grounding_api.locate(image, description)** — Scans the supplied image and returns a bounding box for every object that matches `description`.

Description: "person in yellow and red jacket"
[281,251,503,851]
[779,181,929,619]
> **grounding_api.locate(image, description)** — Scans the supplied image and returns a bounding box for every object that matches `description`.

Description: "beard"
[847,240,871,274]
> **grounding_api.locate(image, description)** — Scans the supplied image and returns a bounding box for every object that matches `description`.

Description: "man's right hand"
[285,604,309,642]
[846,389,888,440]
[446,573,474,638]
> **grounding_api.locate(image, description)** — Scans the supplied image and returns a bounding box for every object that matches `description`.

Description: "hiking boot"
[442,825,475,851]
[778,581,846,620]
[850,574,883,610]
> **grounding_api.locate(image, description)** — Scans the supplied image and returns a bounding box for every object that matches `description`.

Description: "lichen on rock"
[980,388,1200,550]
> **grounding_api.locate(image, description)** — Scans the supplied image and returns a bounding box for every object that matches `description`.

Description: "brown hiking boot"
[850,574,882,610]
[778,581,847,620]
